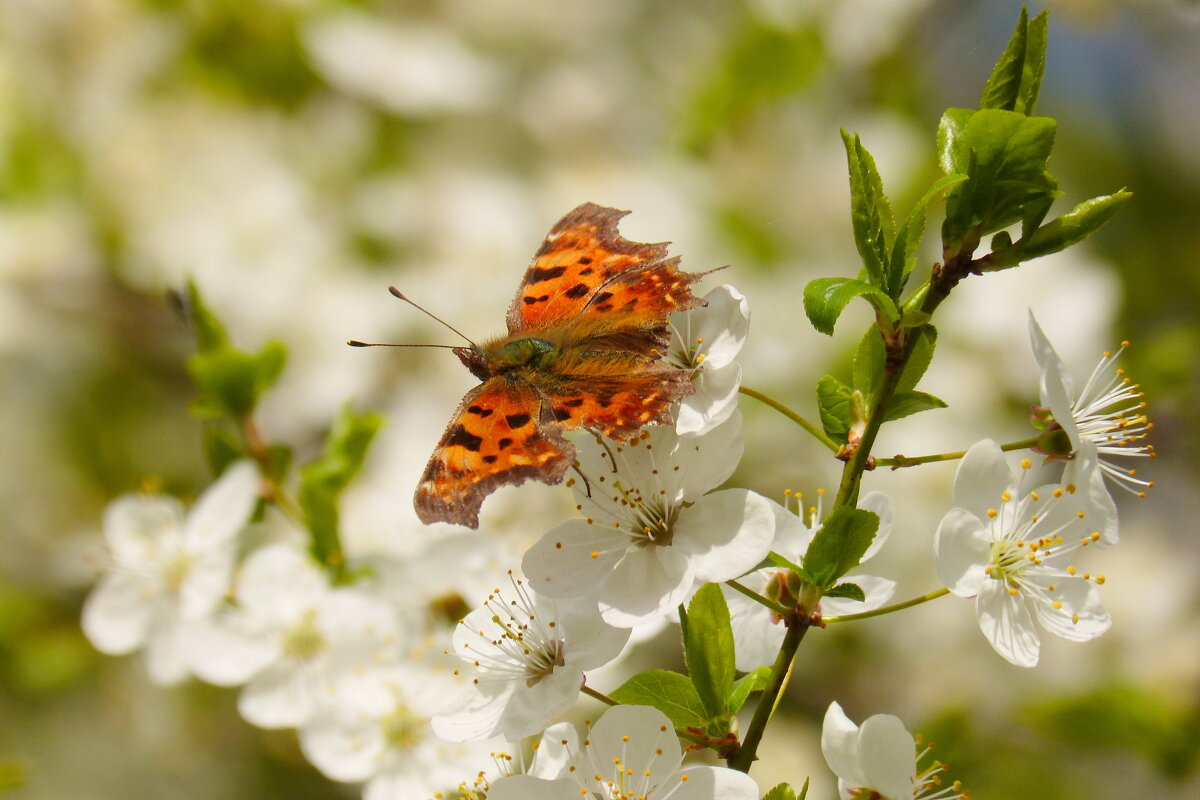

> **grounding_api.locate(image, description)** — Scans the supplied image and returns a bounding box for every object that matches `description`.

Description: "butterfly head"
[454,345,491,381]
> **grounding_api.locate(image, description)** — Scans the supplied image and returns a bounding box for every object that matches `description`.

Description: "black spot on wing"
[561,398,584,407]
[467,405,493,417]
[482,455,498,464]
[552,407,572,422]
[564,283,589,299]
[522,294,551,305]
[498,437,514,450]
[527,266,568,283]
[594,291,614,304]
[505,413,531,429]
[578,256,593,265]
[445,425,484,452]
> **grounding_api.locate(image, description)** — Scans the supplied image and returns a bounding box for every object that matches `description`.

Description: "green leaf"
[888,173,968,296]
[940,108,1059,252]
[816,375,853,444]
[187,349,267,420]
[683,584,736,720]
[841,130,894,287]
[298,404,384,571]
[980,9,1049,114]
[803,278,899,336]
[727,666,772,714]
[201,423,243,475]
[801,507,879,590]
[184,280,230,352]
[1009,190,1133,264]
[980,7,1029,111]
[896,326,937,394]
[852,329,885,401]
[884,390,948,422]
[824,581,866,602]
[610,670,709,730]
[763,785,798,800]
[1018,11,1049,115]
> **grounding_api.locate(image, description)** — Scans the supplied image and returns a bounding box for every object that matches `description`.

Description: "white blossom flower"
[934,439,1111,668]
[431,576,630,742]
[298,663,498,800]
[1029,311,1154,543]
[81,461,259,685]
[821,701,966,800]
[667,284,750,436]
[487,704,759,800]
[726,490,896,672]
[184,544,403,728]
[522,412,774,627]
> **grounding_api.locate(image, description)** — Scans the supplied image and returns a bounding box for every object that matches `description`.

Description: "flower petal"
[184,460,259,549]
[821,701,869,789]
[1027,574,1111,642]
[239,660,317,728]
[487,775,577,800]
[598,546,692,627]
[953,439,1015,517]
[586,705,683,785]
[667,765,760,800]
[81,572,154,654]
[1029,311,1077,422]
[820,574,896,617]
[103,496,183,567]
[676,488,774,582]
[522,520,627,599]
[676,363,742,437]
[857,491,892,563]
[857,713,915,800]
[933,508,991,597]
[976,580,1041,667]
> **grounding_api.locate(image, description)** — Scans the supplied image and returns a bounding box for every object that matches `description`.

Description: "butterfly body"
[414,203,706,528]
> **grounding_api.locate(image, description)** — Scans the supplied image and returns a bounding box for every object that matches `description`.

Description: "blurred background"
[2,0,1198,797]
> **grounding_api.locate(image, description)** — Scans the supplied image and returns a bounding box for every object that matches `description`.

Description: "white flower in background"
[487,705,760,800]
[184,544,403,728]
[431,577,630,742]
[1029,311,1154,542]
[934,439,1111,668]
[299,664,499,800]
[522,413,774,628]
[303,12,501,115]
[821,701,966,800]
[667,284,750,436]
[726,490,896,672]
[81,461,259,685]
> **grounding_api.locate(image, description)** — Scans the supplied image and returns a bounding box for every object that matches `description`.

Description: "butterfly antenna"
[387,286,477,346]
[346,341,462,349]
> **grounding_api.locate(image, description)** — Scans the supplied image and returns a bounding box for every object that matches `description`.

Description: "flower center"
[161,552,193,594]
[524,637,566,687]
[381,704,424,750]
[282,608,327,661]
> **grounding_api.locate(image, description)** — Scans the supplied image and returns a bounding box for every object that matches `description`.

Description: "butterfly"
[377,203,707,528]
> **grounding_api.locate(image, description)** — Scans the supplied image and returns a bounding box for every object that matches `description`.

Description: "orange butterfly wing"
[506,202,703,335]
[413,378,573,529]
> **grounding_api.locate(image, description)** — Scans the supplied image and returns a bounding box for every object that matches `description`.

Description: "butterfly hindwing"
[414,378,575,529]
[543,369,695,441]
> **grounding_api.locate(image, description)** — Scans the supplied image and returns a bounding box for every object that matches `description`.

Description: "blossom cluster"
[80,284,1151,799]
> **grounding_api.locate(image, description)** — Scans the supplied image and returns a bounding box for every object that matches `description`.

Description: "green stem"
[823,587,950,624]
[875,436,1040,468]
[739,386,839,453]
[725,579,791,618]
[581,685,618,706]
[728,619,809,771]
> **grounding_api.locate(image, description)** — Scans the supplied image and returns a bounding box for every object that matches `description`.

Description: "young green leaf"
[980,7,1029,111]
[888,173,968,297]
[202,424,243,475]
[841,130,894,287]
[763,784,797,800]
[684,584,736,720]
[816,375,853,444]
[852,328,885,401]
[803,278,899,336]
[1018,11,1049,115]
[727,666,772,714]
[1005,190,1133,264]
[883,390,948,422]
[298,404,383,573]
[824,581,866,602]
[184,280,230,352]
[896,325,937,394]
[610,670,709,730]
[801,507,879,590]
